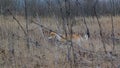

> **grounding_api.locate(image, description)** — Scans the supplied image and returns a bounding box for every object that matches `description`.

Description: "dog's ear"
[49,30,52,32]
[87,32,90,38]
[86,30,90,38]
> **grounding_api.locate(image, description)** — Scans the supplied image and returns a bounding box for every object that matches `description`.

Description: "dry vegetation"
[0,15,120,68]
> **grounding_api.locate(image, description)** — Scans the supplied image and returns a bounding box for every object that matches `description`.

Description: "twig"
[7,9,27,35]
[31,20,68,40]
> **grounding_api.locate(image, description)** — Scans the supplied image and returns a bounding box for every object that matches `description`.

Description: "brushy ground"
[0,15,120,68]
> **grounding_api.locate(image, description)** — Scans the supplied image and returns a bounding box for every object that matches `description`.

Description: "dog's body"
[48,32,88,47]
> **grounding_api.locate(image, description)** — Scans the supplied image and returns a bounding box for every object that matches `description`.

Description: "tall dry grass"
[0,15,120,68]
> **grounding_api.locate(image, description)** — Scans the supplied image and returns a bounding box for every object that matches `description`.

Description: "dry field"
[0,15,120,68]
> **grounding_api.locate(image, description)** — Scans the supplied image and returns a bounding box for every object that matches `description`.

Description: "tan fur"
[49,32,81,42]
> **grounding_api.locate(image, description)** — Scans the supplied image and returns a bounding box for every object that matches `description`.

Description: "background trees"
[0,0,120,17]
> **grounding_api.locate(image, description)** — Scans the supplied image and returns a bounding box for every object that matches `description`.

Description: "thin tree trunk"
[110,0,116,52]
[24,0,29,49]
[93,0,107,54]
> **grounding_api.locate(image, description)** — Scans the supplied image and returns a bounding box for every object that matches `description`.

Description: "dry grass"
[0,15,120,68]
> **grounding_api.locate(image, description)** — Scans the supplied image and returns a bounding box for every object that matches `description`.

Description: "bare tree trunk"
[57,0,68,37]
[65,0,76,68]
[110,0,116,52]
[93,0,107,54]
[75,0,90,38]
[110,0,116,68]
[45,0,61,33]
[24,0,30,49]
